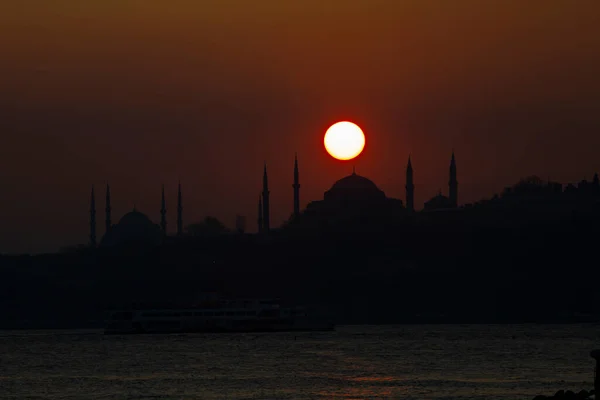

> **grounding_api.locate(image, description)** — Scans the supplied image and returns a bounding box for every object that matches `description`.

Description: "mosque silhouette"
[88,153,459,247]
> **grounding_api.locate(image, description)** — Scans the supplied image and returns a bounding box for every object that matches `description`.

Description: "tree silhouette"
[186,217,230,237]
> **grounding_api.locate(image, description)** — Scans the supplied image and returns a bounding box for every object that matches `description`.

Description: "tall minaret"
[405,155,414,212]
[105,183,111,234]
[292,153,300,217]
[90,185,96,247]
[177,181,183,236]
[160,184,167,236]
[449,151,458,208]
[257,194,263,233]
[262,163,270,232]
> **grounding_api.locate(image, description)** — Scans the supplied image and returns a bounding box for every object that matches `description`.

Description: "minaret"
[405,155,414,212]
[160,184,167,236]
[449,151,458,208]
[177,181,183,236]
[90,185,96,247]
[262,163,270,232]
[292,153,300,217]
[105,183,111,234]
[257,194,263,233]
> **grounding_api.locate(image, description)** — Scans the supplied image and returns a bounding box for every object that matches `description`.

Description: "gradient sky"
[1,1,599,254]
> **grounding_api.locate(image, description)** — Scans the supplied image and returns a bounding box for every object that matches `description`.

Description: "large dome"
[330,173,381,192]
[324,172,386,203]
[101,209,162,247]
[117,210,155,228]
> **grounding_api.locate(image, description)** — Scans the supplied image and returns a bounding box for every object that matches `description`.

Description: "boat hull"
[104,319,335,335]
[104,300,334,335]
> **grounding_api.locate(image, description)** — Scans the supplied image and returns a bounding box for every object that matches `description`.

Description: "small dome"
[330,173,381,192]
[424,193,452,210]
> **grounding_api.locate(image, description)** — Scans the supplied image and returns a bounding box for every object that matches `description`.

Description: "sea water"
[0,324,596,399]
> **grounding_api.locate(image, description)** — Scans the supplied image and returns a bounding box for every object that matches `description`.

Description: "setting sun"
[324,121,366,161]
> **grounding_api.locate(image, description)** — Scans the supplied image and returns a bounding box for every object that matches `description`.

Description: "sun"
[324,121,366,161]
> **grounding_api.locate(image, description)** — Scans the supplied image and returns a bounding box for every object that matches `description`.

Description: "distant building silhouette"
[101,207,162,247]
[90,186,96,247]
[574,174,600,196]
[257,194,263,233]
[160,184,167,236]
[423,152,459,211]
[83,150,599,246]
[449,151,458,208]
[293,153,300,217]
[91,151,464,243]
[259,151,471,230]
[85,183,187,246]
[295,170,405,229]
[186,216,230,237]
[262,163,270,232]
[424,190,454,211]
[235,215,246,233]
[323,172,387,203]
[406,156,414,212]
[177,181,183,237]
[105,184,112,233]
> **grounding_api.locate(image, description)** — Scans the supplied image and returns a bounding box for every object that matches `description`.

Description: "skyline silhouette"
[1,1,600,253]
[79,150,600,253]
[6,137,600,254]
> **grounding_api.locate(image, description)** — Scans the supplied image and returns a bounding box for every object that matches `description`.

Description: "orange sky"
[1,1,600,253]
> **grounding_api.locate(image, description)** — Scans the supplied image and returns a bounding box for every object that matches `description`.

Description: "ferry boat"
[104,298,334,334]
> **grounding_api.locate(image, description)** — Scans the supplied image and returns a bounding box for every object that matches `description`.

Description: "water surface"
[0,325,597,399]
